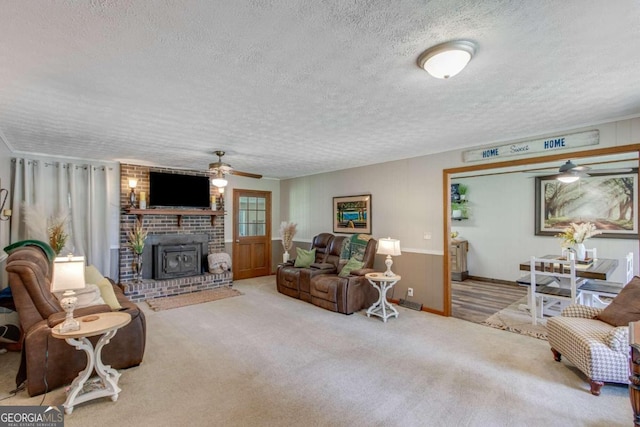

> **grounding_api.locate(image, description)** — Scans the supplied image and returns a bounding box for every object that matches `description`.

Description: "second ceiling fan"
[528,159,633,183]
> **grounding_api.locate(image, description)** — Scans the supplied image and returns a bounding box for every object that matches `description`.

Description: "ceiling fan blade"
[587,168,634,176]
[230,170,262,179]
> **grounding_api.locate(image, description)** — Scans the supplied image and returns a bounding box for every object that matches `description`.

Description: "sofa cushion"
[85,265,122,310]
[596,276,640,326]
[294,248,316,268]
[96,278,123,310]
[339,257,364,277]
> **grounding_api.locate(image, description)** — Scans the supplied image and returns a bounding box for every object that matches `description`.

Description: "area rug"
[146,287,242,311]
[483,297,548,340]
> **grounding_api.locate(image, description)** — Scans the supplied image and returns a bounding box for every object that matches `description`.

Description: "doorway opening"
[442,144,640,322]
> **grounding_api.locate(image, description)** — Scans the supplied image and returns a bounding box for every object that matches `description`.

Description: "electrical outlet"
[423,232,431,240]
[408,287,414,297]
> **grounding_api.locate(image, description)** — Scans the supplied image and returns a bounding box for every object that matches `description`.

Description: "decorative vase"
[283,251,290,263]
[574,243,586,261]
[134,253,143,283]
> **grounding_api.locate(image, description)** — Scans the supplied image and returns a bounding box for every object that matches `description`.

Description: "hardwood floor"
[451,279,527,324]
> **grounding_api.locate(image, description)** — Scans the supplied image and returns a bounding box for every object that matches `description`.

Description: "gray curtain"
[10,157,115,274]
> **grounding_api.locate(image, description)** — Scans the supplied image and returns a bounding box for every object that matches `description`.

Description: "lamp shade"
[128,178,138,189]
[51,256,86,292]
[377,238,401,256]
[417,40,476,79]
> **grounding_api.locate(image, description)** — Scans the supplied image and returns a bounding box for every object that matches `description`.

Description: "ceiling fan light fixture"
[211,177,228,188]
[417,40,476,79]
[211,171,228,188]
[557,174,580,183]
[559,160,578,173]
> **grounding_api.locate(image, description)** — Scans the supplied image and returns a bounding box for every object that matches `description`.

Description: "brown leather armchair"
[5,246,146,396]
[309,237,378,314]
[276,233,335,302]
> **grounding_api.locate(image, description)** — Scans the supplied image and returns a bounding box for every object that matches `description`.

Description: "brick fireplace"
[119,164,231,302]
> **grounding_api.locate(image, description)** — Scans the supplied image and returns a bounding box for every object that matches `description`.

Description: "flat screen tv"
[148,171,210,209]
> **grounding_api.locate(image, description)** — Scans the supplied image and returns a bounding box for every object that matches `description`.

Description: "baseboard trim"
[466,275,518,286]
[388,298,444,316]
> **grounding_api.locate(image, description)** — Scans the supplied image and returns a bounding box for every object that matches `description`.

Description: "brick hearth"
[121,272,232,303]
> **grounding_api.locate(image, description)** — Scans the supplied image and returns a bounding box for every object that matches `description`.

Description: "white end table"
[365,272,401,322]
[52,312,131,414]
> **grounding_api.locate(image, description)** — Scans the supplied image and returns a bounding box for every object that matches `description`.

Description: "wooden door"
[233,189,271,280]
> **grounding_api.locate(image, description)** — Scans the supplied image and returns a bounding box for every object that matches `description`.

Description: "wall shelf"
[126,208,224,227]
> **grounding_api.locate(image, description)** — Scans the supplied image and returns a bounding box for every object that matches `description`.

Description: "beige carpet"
[0,276,630,426]
[483,297,548,340]
[146,286,242,311]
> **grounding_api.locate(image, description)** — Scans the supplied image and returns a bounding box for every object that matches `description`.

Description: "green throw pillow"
[339,257,364,277]
[294,248,316,268]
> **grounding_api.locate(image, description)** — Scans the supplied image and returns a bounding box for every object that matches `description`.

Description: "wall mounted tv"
[148,171,210,209]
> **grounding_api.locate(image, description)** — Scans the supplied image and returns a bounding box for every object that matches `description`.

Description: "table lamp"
[377,238,401,277]
[51,255,86,333]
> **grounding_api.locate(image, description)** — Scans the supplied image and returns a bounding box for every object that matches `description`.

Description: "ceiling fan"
[208,151,262,187]
[528,160,633,183]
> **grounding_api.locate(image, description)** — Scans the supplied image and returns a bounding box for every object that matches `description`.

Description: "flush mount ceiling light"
[417,40,476,79]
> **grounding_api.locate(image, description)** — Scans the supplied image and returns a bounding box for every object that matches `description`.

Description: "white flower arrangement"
[555,222,602,248]
[279,221,297,252]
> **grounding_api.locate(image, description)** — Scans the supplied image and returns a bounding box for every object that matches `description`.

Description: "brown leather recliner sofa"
[276,233,335,302]
[276,233,378,314]
[5,245,146,396]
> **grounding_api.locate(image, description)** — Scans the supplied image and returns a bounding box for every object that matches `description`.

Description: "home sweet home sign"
[463,130,599,162]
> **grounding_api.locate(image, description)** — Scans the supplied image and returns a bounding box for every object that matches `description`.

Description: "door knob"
[235,240,240,243]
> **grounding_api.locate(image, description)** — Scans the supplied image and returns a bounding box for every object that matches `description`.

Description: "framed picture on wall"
[333,194,372,234]
[534,171,639,239]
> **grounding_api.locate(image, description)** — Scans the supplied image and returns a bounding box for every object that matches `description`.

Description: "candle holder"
[128,178,137,208]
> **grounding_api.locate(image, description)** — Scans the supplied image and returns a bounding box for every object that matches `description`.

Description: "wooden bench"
[578,279,624,307]
[515,274,557,287]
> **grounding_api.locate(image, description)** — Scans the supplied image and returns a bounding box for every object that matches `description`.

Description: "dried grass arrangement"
[279,221,297,252]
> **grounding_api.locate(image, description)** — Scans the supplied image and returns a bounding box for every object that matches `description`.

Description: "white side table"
[51,312,131,414]
[365,272,401,322]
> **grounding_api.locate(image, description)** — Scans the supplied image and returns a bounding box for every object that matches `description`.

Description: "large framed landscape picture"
[535,172,638,239]
[333,194,371,234]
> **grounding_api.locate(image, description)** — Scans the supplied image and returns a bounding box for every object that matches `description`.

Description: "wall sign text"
[463,130,599,162]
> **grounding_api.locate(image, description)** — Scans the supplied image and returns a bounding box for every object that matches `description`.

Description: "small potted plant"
[451,202,463,219]
[457,184,468,201]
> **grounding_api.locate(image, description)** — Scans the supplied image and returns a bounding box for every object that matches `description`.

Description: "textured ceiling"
[1,1,639,179]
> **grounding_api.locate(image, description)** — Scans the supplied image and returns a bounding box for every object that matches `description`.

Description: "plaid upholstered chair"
[547,276,640,395]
